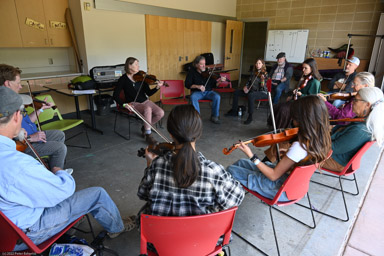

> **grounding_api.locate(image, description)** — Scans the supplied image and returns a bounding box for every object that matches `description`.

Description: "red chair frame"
[139,207,238,256]
[0,212,92,254]
[213,73,235,104]
[160,80,189,106]
[310,141,375,222]
[233,164,318,256]
[254,78,272,109]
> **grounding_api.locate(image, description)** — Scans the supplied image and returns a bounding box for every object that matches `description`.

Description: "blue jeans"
[227,159,289,201]
[190,90,221,117]
[332,99,346,108]
[14,187,124,251]
[272,81,289,104]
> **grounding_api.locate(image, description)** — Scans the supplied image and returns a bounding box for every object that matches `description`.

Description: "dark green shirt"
[331,122,371,166]
[300,78,320,97]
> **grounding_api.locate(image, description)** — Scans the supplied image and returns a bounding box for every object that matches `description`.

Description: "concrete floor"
[62,94,383,256]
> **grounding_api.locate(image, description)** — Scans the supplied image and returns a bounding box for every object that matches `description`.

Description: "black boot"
[244,114,253,125]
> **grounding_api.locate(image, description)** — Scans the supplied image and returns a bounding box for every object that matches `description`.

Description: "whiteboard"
[265,30,309,63]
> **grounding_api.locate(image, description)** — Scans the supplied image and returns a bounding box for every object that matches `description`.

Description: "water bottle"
[238,107,242,119]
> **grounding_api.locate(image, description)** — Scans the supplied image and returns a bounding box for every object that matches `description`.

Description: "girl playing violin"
[225,58,268,125]
[322,87,384,172]
[137,104,244,216]
[227,95,331,201]
[318,72,375,125]
[113,57,164,145]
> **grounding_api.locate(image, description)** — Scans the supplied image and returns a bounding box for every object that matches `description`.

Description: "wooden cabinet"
[12,0,71,47]
[0,0,23,47]
[145,15,211,102]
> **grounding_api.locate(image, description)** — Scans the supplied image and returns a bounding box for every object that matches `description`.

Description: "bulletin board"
[265,30,309,63]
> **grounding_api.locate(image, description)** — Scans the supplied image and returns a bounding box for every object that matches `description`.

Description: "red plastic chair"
[213,73,235,104]
[160,80,189,106]
[139,207,238,256]
[113,89,135,140]
[310,141,375,222]
[233,164,318,256]
[254,78,272,109]
[0,212,90,254]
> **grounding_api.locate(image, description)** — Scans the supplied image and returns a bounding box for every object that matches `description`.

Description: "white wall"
[211,22,225,64]
[118,0,236,17]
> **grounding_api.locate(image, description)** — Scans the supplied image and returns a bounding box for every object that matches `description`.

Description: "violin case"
[89,64,125,89]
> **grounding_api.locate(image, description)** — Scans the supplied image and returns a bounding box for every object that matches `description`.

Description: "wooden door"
[15,0,49,47]
[0,0,23,47]
[224,20,243,81]
[43,0,71,47]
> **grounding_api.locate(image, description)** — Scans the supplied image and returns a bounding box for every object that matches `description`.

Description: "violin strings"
[203,63,216,88]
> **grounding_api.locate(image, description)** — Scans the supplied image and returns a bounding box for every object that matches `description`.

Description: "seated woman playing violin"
[318,72,375,125]
[137,105,244,217]
[185,55,226,124]
[227,96,331,201]
[322,87,384,172]
[113,57,164,145]
[225,58,268,125]
[268,58,322,129]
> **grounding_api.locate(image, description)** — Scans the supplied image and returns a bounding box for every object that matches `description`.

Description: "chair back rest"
[34,95,63,122]
[0,211,37,252]
[344,141,375,175]
[115,89,127,112]
[140,207,238,256]
[273,164,318,205]
[266,79,272,92]
[217,73,232,88]
[161,80,186,100]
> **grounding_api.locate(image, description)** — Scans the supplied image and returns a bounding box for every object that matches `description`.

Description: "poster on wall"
[265,30,309,63]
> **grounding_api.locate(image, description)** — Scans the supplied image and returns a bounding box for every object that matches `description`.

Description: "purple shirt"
[325,100,354,125]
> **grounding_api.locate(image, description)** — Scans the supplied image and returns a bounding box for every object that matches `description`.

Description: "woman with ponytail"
[322,86,384,172]
[137,104,244,216]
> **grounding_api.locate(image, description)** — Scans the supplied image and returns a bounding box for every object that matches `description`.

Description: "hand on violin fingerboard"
[317,93,327,102]
[156,80,164,89]
[237,141,253,158]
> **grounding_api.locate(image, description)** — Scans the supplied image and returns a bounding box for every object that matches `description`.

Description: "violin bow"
[24,139,49,169]
[203,64,217,88]
[26,81,43,131]
[133,71,147,103]
[247,70,262,91]
[268,91,281,162]
[123,103,171,143]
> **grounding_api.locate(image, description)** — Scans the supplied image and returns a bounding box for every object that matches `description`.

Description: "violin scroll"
[138,142,176,158]
[133,70,169,87]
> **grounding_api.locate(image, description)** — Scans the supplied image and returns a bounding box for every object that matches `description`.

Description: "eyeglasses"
[353,98,365,103]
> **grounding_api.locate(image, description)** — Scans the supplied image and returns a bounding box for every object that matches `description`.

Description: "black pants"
[231,89,268,114]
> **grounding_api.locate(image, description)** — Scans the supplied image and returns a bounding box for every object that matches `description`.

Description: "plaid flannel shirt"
[137,151,245,216]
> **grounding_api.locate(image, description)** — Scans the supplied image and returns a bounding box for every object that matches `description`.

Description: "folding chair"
[233,164,318,256]
[113,90,135,140]
[0,212,92,254]
[160,80,189,107]
[213,73,235,104]
[30,94,91,149]
[139,207,238,256]
[254,78,272,109]
[310,141,375,222]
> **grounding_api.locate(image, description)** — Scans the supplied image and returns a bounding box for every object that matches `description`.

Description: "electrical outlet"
[48,58,53,65]
[84,2,91,11]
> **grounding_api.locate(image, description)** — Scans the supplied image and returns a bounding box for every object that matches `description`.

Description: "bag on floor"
[49,243,94,256]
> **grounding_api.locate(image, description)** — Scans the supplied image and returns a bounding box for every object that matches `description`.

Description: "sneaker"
[145,134,158,145]
[64,168,74,175]
[108,215,136,239]
[224,109,237,117]
[210,116,221,124]
[244,114,253,125]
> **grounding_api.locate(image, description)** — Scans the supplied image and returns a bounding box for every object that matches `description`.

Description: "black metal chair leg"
[313,172,359,196]
[65,125,91,149]
[114,111,130,140]
[269,206,280,256]
[231,230,268,256]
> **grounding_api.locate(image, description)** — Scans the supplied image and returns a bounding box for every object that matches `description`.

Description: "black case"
[89,64,125,89]
[201,52,214,65]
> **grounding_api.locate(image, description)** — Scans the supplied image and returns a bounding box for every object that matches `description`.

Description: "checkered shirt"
[137,151,245,216]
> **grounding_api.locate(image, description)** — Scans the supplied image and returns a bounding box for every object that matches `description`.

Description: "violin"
[326,92,356,101]
[16,140,27,152]
[330,117,365,123]
[137,142,176,157]
[201,69,231,83]
[223,127,299,155]
[27,98,57,110]
[133,70,169,87]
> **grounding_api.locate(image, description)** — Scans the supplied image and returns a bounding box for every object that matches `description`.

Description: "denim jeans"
[227,159,289,201]
[272,81,289,104]
[190,90,221,117]
[332,99,346,108]
[14,187,124,251]
[25,130,67,169]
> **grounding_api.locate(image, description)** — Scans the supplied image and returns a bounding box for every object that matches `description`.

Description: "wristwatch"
[250,154,260,165]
